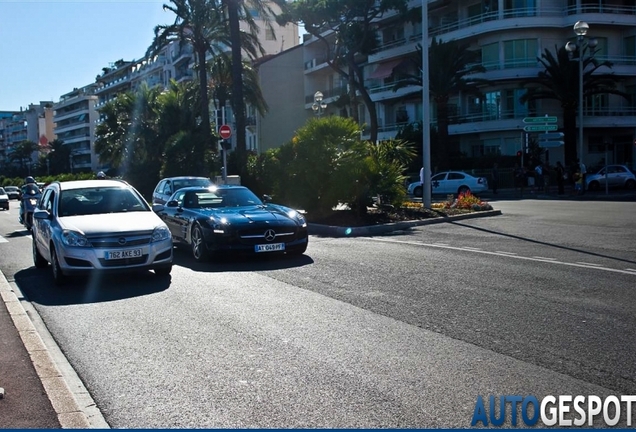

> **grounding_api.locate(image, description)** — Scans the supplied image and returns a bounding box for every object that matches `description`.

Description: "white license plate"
[255,243,285,253]
[105,249,142,260]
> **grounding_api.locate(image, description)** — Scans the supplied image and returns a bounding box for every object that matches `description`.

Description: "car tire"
[154,265,172,277]
[191,225,209,262]
[33,239,48,269]
[413,186,423,198]
[625,179,635,190]
[50,246,66,286]
[458,186,471,195]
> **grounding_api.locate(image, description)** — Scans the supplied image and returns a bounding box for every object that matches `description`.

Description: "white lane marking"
[577,262,603,267]
[365,237,636,276]
[625,268,636,273]
[532,256,557,261]
[0,235,7,243]
[496,251,517,255]
[462,246,482,251]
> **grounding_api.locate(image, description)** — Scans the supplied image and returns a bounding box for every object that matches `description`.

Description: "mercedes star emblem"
[264,229,276,242]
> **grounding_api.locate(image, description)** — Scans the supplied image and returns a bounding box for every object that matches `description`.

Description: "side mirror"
[33,209,50,220]
[262,194,272,203]
[152,203,165,213]
[166,200,179,208]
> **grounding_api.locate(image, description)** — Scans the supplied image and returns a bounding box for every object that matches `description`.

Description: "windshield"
[171,178,212,192]
[0,188,5,194]
[21,184,41,196]
[182,188,262,209]
[60,187,149,216]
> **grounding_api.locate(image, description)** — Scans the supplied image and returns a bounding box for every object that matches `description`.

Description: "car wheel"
[32,239,48,269]
[154,265,172,277]
[625,179,636,190]
[588,181,600,191]
[191,225,209,262]
[50,246,66,286]
[413,186,422,198]
[458,186,471,195]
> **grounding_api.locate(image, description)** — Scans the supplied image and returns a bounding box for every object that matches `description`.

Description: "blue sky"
[0,0,173,111]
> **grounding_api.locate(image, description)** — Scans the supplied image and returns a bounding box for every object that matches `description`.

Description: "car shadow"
[14,267,171,306]
[171,246,314,273]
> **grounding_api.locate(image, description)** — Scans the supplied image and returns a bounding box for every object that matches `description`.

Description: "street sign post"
[523,116,558,123]
[523,124,558,132]
[219,124,232,140]
[538,131,564,148]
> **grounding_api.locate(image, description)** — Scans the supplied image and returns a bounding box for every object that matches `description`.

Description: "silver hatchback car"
[32,180,173,285]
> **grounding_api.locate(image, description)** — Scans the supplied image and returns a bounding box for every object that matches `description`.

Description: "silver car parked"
[585,164,636,191]
[32,180,173,285]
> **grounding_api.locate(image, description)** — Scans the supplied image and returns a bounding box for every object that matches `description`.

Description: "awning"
[368,59,403,79]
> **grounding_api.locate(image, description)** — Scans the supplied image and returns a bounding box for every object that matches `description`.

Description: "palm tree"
[10,140,39,174]
[520,45,628,165]
[224,0,286,174]
[148,0,234,172]
[393,38,487,167]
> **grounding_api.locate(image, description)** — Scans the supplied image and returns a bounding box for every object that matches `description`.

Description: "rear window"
[172,178,212,192]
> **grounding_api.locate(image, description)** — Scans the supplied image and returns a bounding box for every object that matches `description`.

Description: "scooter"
[18,185,41,231]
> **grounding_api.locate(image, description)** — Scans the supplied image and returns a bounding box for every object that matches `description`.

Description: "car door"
[34,189,55,260]
[431,173,447,194]
[611,165,628,187]
[446,172,466,194]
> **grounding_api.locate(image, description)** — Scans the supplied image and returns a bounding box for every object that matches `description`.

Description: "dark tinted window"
[448,172,465,180]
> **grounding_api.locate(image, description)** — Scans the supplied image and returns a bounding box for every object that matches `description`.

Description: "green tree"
[10,140,39,174]
[225,0,285,176]
[520,45,628,165]
[393,38,487,167]
[44,139,71,175]
[289,0,408,143]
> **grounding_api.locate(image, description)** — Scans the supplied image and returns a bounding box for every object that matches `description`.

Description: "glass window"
[625,36,636,57]
[265,29,275,41]
[481,43,499,70]
[503,39,538,68]
[432,173,446,181]
[448,173,465,180]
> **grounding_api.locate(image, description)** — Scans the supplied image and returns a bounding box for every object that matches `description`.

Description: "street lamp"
[565,21,597,165]
[312,91,327,117]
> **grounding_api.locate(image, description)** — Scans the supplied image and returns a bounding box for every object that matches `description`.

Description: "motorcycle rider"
[19,176,41,230]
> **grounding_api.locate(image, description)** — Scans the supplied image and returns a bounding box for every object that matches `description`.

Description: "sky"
[0,0,183,111]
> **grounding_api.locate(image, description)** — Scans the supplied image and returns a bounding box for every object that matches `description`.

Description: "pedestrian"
[543,162,550,193]
[577,158,587,195]
[555,161,566,195]
[491,162,499,194]
[514,163,525,196]
[534,163,544,192]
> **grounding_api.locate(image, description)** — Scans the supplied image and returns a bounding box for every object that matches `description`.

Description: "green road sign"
[523,124,558,132]
[523,116,558,123]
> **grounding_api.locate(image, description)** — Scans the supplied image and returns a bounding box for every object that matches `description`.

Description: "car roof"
[163,176,211,181]
[5,185,19,189]
[175,185,247,192]
[54,179,130,191]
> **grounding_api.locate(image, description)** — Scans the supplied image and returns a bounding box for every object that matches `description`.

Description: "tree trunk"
[351,57,378,143]
[227,0,247,177]
[196,46,212,175]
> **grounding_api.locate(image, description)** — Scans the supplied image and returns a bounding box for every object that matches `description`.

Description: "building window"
[248,8,259,18]
[265,29,275,40]
[481,42,499,70]
[623,36,635,58]
[503,39,538,68]
[505,88,534,118]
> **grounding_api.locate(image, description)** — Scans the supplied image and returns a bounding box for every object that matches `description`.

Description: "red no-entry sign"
[219,124,232,140]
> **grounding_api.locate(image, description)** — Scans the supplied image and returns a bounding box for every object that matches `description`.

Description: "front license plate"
[255,243,285,253]
[105,249,142,260]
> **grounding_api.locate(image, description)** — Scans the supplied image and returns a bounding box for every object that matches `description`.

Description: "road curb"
[308,209,502,238]
[0,271,109,429]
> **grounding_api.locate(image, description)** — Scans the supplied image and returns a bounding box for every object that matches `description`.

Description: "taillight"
[478,178,484,184]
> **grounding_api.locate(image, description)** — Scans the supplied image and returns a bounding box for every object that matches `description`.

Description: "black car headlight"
[210,217,229,234]
[288,210,307,228]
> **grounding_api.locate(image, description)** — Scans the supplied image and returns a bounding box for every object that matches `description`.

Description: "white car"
[32,179,173,285]
[407,171,489,197]
[0,187,9,210]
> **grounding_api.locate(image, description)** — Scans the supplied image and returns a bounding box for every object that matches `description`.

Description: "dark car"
[153,185,308,261]
[152,176,213,204]
[4,185,21,200]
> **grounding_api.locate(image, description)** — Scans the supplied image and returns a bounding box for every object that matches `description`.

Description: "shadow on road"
[14,267,171,306]
[172,246,314,273]
[446,220,636,266]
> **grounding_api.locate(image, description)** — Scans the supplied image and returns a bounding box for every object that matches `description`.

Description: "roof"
[55,179,129,190]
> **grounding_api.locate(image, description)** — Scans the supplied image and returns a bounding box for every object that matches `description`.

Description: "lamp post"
[565,21,597,165]
[312,91,327,117]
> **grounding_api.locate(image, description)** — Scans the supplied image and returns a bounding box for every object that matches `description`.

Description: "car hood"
[60,212,165,234]
[199,205,301,225]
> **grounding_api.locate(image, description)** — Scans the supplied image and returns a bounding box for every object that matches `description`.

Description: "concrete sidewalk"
[0,272,100,428]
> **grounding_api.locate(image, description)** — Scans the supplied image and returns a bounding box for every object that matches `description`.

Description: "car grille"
[98,255,149,267]
[87,231,153,248]
[237,227,297,245]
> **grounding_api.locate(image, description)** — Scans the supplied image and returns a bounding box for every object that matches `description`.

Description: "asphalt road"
[0,198,635,428]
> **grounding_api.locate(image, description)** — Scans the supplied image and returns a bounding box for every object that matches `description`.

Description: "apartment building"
[298,0,636,168]
[53,85,99,172]
[0,103,55,174]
